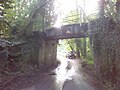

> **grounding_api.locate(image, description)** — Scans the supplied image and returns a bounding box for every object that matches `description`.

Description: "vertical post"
[116,0,120,21]
[99,0,105,18]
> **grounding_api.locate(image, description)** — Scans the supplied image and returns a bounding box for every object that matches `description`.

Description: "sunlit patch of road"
[54,55,75,90]
[56,56,75,82]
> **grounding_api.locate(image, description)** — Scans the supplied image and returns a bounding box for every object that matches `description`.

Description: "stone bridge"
[26,18,120,83]
[26,23,88,68]
[44,23,88,40]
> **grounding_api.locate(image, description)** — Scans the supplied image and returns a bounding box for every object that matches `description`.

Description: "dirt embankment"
[0,63,59,90]
[81,61,120,90]
[81,62,110,90]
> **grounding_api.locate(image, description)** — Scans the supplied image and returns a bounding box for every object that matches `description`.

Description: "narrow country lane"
[16,56,94,90]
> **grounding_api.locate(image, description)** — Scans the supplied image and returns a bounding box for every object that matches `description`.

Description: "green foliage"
[62,10,82,25]
[0,0,13,16]
[104,0,116,18]
[0,0,14,38]
[0,0,56,38]
[98,0,119,18]
[60,8,91,60]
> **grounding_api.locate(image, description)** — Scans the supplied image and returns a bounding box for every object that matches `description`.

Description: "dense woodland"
[0,0,56,69]
[0,0,120,89]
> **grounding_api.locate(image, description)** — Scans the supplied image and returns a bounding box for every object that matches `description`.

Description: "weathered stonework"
[23,23,88,69]
[21,23,88,70]
[45,23,88,39]
[38,38,57,66]
[22,32,58,69]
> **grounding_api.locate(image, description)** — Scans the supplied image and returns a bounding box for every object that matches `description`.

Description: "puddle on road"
[21,57,94,90]
[55,56,76,84]
[53,57,94,90]
[21,56,93,90]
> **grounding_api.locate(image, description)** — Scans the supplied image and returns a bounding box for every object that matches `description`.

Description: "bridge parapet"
[44,23,88,40]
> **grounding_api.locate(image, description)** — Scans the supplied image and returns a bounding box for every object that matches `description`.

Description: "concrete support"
[23,32,58,69]
[38,39,58,66]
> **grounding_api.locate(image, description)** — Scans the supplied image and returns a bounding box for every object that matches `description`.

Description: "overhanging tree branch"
[24,0,53,31]
[0,18,13,29]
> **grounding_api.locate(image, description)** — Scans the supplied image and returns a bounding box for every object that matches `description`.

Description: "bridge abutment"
[23,32,58,70]
[38,39,58,67]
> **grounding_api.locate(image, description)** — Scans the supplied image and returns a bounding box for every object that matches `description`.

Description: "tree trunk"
[83,38,87,59]
[99,0,105,18]
[116,0,120,21]
[67,40,74,51]
[75,39,81,58]
[76,48,80,58]
[89,17,120,84]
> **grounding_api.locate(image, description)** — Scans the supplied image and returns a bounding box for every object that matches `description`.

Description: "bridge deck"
[44,23,88,40]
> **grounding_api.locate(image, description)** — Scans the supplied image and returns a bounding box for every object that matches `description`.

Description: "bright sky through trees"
[54,0,99,27]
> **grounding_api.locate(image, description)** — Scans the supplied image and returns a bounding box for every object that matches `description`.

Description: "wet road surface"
[20,56,94,90]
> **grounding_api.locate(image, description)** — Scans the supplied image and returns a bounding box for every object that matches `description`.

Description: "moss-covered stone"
[89,17,120,83]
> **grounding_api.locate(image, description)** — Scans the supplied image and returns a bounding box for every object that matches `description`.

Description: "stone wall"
[22,32,58,70]
[38,38,57,66]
